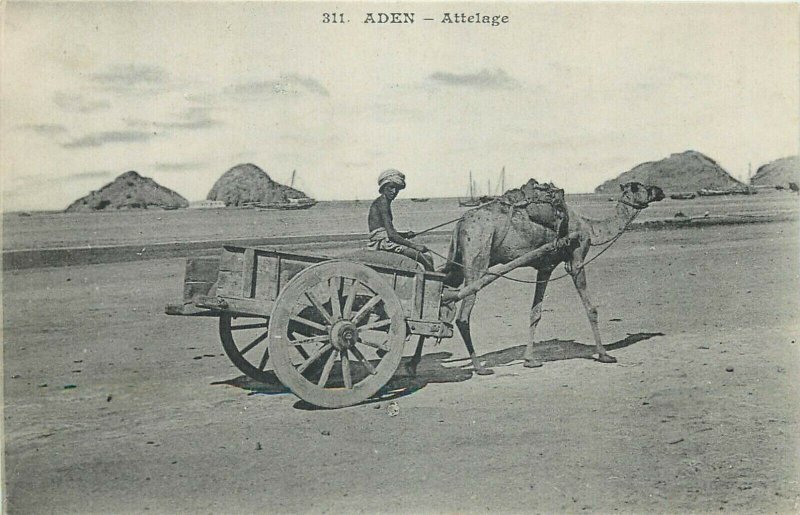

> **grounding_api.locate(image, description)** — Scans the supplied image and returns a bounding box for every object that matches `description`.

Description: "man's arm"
[377,199,424,250]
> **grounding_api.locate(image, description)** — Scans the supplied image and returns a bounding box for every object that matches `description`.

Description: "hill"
[750,156,800,187]
[206,164,310,207]
[65,171,189,212]
[594,151,743,194]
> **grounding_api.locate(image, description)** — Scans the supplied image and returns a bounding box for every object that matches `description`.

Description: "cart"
[166,234,578,408]
[166,245,458,408]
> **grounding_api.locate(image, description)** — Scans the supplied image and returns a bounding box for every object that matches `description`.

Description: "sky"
[1,2,798,211]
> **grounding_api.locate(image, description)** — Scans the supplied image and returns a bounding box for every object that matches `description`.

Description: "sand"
[3,209,800,513]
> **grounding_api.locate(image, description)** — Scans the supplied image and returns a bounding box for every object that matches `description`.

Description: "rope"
[427,209,641,285]
[414,200,498,236]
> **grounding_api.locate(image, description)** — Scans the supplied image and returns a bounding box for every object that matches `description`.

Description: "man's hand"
[415,244,428,253]
[401,230,416,239]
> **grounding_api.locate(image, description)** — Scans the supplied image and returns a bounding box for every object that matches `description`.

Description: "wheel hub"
[330,320,358,351]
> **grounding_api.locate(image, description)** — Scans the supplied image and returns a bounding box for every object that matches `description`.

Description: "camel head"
[619,182,665,209]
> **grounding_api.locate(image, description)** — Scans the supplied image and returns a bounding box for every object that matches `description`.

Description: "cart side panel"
[421,274,445,321]
[182,256,220,302]
[353,265,448,323]
[216,246,329,301]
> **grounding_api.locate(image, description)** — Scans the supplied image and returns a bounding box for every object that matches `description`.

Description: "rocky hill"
[594,151,744,194]
[206,164,309,207]
[750,156,800,187]
[65,171,189,212]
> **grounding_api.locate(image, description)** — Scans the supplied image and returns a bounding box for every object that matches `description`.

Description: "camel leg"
[523,268,552,368]
[405,335,425,376]
[455,294,494,375]
[571,267,616,363]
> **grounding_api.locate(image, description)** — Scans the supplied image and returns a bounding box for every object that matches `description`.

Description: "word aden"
[364,12,510,27]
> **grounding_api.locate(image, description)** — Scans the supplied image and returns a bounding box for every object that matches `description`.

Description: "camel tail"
[442,220,465,288]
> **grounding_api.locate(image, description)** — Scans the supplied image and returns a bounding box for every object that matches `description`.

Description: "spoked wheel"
[219,313,274,383]
[268,261,406,408]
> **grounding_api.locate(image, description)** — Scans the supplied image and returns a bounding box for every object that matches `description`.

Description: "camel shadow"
[449,332,665,369]
[212,332,663,410]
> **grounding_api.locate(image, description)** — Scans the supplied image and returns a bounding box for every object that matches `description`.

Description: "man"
[367,169,434,270]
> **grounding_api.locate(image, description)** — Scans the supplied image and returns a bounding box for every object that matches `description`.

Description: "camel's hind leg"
[454,248,494,375]
[571,267,616,363]
[455,294,494,375]
[523,268,553,368]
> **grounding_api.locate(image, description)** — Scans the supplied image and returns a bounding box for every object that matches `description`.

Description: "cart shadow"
[213,332,662,410]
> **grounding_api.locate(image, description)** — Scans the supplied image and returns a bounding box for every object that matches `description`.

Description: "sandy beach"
[3,195,799,513]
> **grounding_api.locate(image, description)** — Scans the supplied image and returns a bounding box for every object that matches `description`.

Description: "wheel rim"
[219,313,273,382]
[268,261,406,408]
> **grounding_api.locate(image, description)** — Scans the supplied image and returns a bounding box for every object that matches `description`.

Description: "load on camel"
[407,179,665,376]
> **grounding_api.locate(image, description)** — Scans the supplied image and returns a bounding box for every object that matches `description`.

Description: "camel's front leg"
[523,268,552,368]
[571,267,616,363]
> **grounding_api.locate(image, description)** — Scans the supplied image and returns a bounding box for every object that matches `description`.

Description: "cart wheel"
[219,313,273,383]
[268,261,406,408]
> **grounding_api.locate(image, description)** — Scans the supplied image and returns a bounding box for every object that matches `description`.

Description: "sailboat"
[256,170,317,210]
[458,171,480,207]
[478,166,506,203]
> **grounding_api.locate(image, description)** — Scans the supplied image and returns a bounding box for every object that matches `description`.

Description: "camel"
[407,180,664,376]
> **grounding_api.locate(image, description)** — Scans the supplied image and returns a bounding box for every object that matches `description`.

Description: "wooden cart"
[166,245,455,408]
[166,234,578,408]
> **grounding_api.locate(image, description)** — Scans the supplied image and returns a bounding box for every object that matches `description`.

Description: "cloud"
[225,74,329,98]
[284,74,330,96]
[53,92,111,113]
[62,130,155,148]
[153,161,202,172]
[153,107,220,130]
[20,124,68,136]
[89,64,169,94]
[426,68,519,90]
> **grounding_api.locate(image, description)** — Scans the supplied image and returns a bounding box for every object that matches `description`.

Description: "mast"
[469,171,474,198]
[290,170,296,188]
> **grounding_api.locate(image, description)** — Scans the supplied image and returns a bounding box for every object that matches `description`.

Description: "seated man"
[367,169,434,271]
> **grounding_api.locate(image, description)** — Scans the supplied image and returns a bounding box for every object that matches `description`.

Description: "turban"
[378,169,406,191]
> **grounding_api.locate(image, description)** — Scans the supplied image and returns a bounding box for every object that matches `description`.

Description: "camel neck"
[571,201,637,244]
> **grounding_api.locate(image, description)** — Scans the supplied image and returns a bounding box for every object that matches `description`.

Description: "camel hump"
[499,179,569,235]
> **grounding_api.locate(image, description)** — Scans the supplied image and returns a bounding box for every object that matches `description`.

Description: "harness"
[491,182,569,253]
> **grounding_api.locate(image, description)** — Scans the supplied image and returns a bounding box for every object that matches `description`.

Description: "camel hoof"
[596,354,617,364]
[474,367,495,376]
[524,359,543,368]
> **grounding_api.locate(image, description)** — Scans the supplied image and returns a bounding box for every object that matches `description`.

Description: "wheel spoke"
[350,294,383,325]
[357,318,392,331]
[341,350,353,389]
[329,277,342,320]
[290,315,327,333]
[257,346,270,371]
[239,330,269,356]
[357,338,389,352]
[289,334,330,346]
[305,291,334,325]
[230,321,269,331]
[318,349,339,387]
[297,343,333,373]
[349,346,376,375]
[342,278,357,319]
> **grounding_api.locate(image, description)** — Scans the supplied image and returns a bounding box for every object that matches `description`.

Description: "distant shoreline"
[3,213,796,271]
